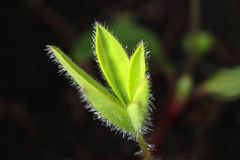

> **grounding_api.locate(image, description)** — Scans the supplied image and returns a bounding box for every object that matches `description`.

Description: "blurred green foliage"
[202,67,240,101]
[182,31,214,56]
[72,31,93,62]
[72,15,162,63]
[176,74,194,103]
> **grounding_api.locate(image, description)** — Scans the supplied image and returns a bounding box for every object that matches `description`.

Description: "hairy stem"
[137,135,153,160]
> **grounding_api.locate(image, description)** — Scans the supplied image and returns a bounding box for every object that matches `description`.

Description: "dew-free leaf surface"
[95,23,130,106]
[47,23,151,137]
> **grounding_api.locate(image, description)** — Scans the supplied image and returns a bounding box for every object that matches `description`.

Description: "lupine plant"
[46,22,153,160]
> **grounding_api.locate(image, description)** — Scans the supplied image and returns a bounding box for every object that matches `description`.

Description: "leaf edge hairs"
[45,22,154,160]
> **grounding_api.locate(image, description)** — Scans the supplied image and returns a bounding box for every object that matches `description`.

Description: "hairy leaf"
[127,43,150,134]
[47,24,152,138]
[128,42,146,100]
[127,102,144,135]
[128,79,150,134]
[47,46,134,133]
[95,23,130,106]
[72,15,162,63]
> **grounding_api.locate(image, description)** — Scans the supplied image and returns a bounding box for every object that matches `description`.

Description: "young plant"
[46,22,153,160]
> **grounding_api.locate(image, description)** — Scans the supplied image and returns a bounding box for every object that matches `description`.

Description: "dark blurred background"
[1,0,240,159]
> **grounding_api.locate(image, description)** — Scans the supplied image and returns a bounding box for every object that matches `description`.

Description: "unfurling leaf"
[201,67,240,101]
[46,23,151,138]
[127,43,150,135]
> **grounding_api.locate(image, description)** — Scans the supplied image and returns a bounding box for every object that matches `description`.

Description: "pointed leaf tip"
[128,42,146,100]
[95,24,130,106]
[127,42,150,135]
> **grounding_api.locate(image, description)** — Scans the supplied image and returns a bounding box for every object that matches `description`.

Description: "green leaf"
[95,23,130,106]
[127,43,150,134]
[127,102,145,135]
[72,15,162,66]
[128,78,150,134]
[47,24,152,138]
[47,46,134,133]
[202,67,240,101]
[128,42,146,100]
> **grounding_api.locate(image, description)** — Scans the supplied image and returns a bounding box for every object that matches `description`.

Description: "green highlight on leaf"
[201,67,240,101]
[128,78,150,135]
[46,22,151,138]
[127,43,150,135]
[95,23,130,106]
[128,42,146,100]
[72,15,162,64]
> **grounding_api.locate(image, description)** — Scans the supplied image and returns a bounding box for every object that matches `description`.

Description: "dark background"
[1,0,240,159]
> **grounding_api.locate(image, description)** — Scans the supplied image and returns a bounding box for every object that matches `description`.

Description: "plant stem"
[137,135,153,160]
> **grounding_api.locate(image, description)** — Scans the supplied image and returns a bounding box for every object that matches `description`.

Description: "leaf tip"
[45,45,59,56]
[44,45,53,53]
[94,21,100,28]
[139,41,145,52]
[94,21,105,33]
[139,39,144,45]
